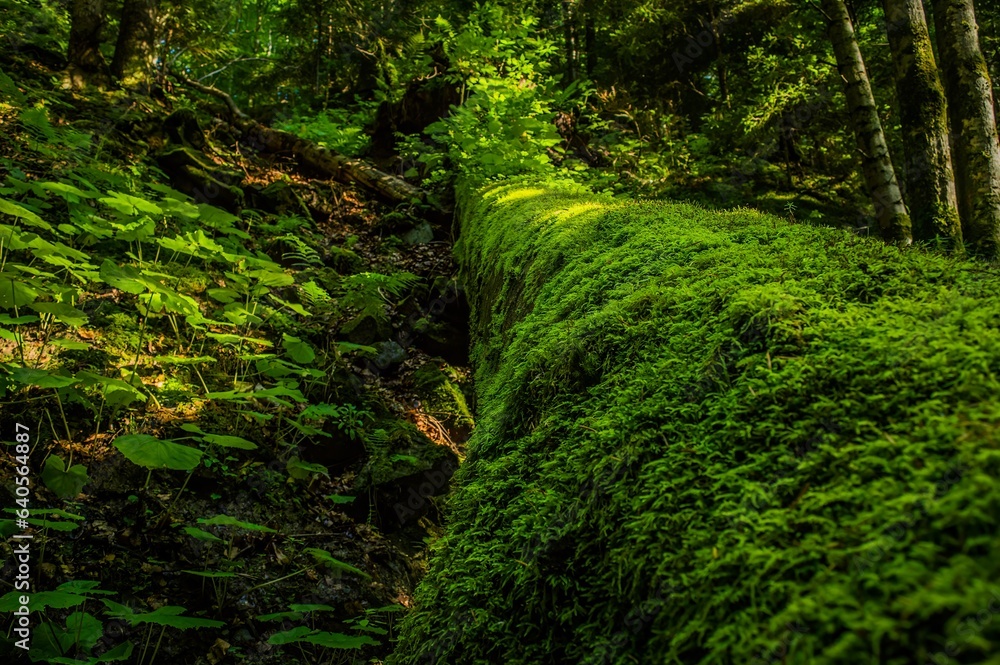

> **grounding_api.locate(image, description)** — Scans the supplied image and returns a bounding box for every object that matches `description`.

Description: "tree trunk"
[110,0,157,81]
[822,0,912,243]
[931,0,1000,257]
[562,0,577,83]
[883,0,961,245]
[584,14,596,78]
[67,0,108,88]
[709,1,730,107]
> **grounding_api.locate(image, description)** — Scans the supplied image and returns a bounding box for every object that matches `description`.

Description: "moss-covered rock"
[412,360,474,440]
[357,420,458,529]
[389,175,1000,664]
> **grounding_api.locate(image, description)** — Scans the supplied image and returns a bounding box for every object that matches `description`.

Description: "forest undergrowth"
[0,50,473,665]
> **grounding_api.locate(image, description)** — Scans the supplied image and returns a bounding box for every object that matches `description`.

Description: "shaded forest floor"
[0,52,471,664]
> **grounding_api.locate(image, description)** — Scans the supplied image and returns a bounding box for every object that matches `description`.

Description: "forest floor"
[0,52,470,665]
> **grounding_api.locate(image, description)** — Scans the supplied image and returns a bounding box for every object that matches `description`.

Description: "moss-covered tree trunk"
[822,0,912,243]
[110,0,156,81]
[883,0,962,245]
[931,0,1000,257]
[388,170,1000,665]
[67,0,108,88]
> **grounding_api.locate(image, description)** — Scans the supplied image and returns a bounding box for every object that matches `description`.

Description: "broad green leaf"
[0,314,38,325]
[326,494,356,504]
[268,626,315,645]
[270,294,310,317]
[206,287,239,303]
[27,518,79,531]
[98,260,146,295]
[0,197,50,230]
[130,606,225,630]
[55,581,113,594]
[336,342,377,356]
[249,269,294,287]
[41,454,89,499]
[99,191,163,216]
[303,548,369,578]
[0,277,38,308]
[201,433,257,450]
[28,622,64,660]
[182,526,224,543]
[287,457,328,480]
[0,590,86,612]
[8,367,77,388]
[37,181,97,202]
[205,332,273,347]
[63,612,102,652]
[288,604,336,613]
[96,641,134,662]
[256,611,304,622]
[281,334,316,365]
[197,514,276,533]
[112,434,203,471]
[197,205,240,231]
[31,302,88,327]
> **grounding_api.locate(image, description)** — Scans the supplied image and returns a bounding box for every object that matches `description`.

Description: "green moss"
[96,312,141,357]
[413,361,474,430]
[390,175,1000,664]
[358,420,454,488]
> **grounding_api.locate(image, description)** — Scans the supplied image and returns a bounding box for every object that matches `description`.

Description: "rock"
[403,221,434,245]
[373,341,407,370]
[354,421,459,531]
[412,361,474,442]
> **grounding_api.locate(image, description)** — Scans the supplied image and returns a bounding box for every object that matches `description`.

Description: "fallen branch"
[170,72,430,207]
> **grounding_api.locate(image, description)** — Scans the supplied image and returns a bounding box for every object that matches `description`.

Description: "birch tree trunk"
[822,0,912,243]
[883,0,961,246]
[931,0,1000,257]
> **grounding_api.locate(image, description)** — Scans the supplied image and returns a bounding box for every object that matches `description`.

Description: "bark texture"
[110,0,157,81]
[67,0,108,88]
[883,0,961,245]
[822,0,912,243]
[932,0,1000,257]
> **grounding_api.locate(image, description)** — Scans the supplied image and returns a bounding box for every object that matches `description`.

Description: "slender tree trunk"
[883,0,961,245]
[822,0,912,242]
[709,1,729,107]
[562,0,577,82]
[584,14,596,78]
[67,0,108,87]
[931,0,1000,257]
[110,0,157,81]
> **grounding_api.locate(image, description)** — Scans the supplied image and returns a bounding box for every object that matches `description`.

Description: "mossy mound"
[389,176,1000,664]
[413,360,474,433]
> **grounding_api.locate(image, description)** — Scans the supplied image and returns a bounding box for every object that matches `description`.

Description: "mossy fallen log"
[389,176,1000,664]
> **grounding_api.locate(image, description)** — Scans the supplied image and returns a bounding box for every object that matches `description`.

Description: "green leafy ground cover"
[389,173,1000,664]
[0,61,472,664]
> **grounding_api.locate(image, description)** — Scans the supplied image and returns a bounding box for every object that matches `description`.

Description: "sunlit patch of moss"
[154,262,211,294]
[413,361,474,432]
[95,311,142,358]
